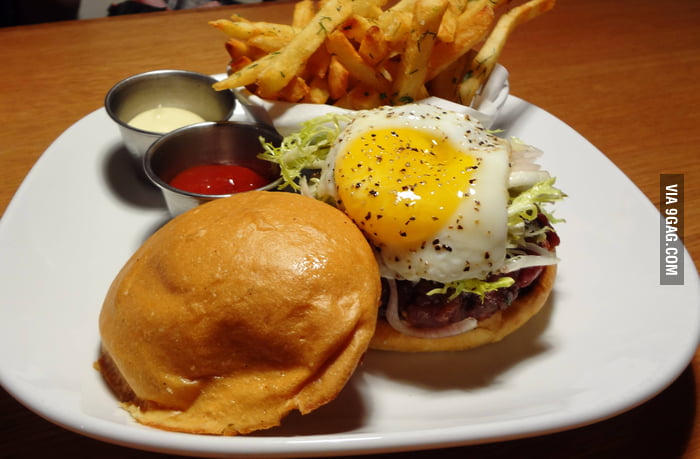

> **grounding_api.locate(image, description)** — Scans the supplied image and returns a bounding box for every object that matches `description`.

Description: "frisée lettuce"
[258,113,351,193]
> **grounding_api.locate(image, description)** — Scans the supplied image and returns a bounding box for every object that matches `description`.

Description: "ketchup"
[169,164,270,195]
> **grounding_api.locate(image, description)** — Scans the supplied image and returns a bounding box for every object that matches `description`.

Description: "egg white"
[317,104,512,283]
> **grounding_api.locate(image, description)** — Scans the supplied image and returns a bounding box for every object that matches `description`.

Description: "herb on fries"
[210,0,555,109]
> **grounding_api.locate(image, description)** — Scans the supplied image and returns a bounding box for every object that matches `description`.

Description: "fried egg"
[316,104,511,283]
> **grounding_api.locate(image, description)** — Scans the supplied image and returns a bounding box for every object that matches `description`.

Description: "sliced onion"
[385,279,478,339]
[508,170,550,189]
[298,177,313,197]
[510,141,544,167]
[502,252,558,273]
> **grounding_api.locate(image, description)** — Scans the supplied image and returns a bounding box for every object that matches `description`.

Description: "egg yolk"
[334,127,478,248]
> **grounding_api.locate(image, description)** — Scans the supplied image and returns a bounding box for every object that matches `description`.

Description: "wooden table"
[1,0,698,456]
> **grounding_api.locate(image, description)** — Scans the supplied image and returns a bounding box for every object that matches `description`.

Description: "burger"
[260,103,565,352]
[97,191,381,435]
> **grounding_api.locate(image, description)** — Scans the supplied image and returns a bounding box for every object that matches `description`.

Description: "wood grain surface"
[1,0,698,457]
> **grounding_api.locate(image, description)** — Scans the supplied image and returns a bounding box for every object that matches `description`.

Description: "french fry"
[225,38,265,61]
[426,50,473,101]
[378,0,417,18]
[303,46,332,80]
[248,34,293,53]
[377,55,400,84]
[209,18,253,39]
[378,10,412,48]
[335,83,385,109]
[426,3,494,81]
[292,0,316,29]
[211,0,555,109]
[255,0,354,98]
[327,55,350,100]
[304,75,331,104]
[436,0,470,43]
[392,0,448,103]
[357,25,390,66]
[277,75,310,102]
[228,55,254,73]
[339,14,374,43]
[209,18,297,41]
[351,0,387,19]
[436,8,458,44]
[325,30,391,93]
[458,0,556,104]
[214,51,273,90]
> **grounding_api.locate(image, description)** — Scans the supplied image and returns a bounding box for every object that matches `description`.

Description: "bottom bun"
[369,265,557,352]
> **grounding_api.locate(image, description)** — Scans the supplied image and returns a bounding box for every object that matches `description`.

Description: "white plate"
[0,96,698,458]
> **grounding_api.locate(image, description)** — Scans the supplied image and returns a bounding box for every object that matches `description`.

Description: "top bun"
[98,191,381,435]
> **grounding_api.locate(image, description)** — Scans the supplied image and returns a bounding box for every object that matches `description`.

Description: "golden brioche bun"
[98,191,381,435]
[369,265,557,352]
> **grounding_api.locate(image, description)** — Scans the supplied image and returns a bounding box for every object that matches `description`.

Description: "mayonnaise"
[127,105,205,133]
